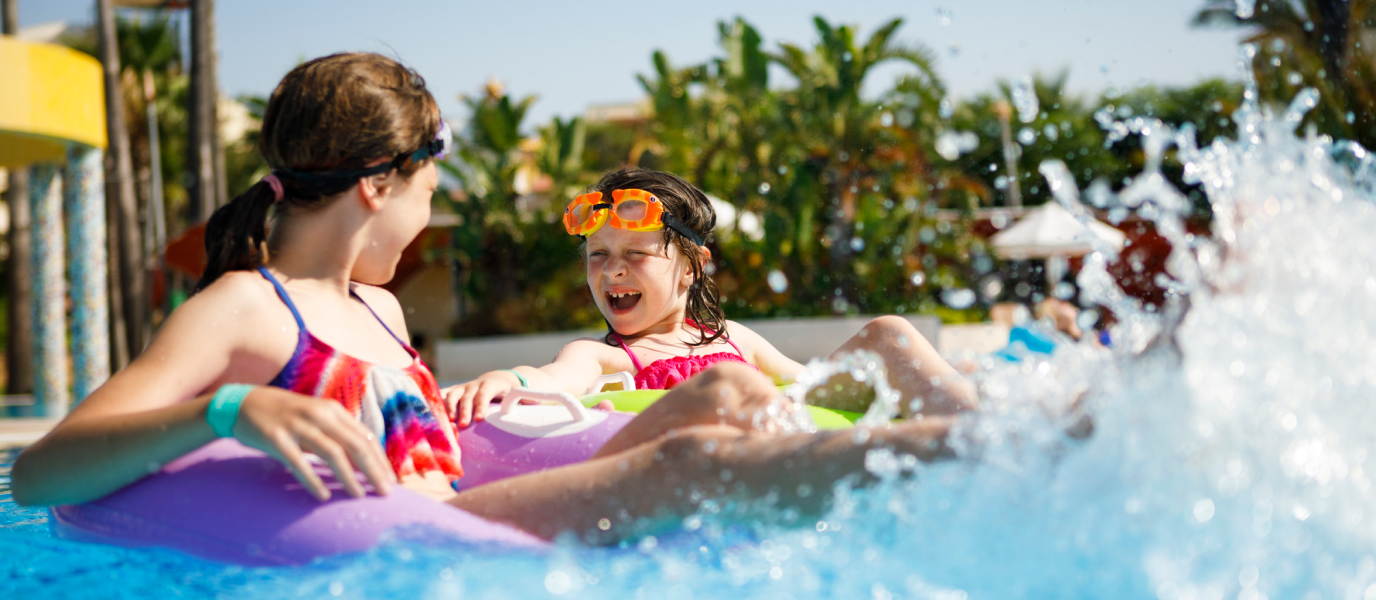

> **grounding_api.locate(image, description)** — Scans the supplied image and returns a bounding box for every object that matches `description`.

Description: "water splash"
[1011,77,1039,124]
[11,49,1376,600]
[782,349,906,426]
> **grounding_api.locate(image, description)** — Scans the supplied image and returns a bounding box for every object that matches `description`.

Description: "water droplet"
[1018,127,1037,145]
[942,288,977,309]
[767,270,789,293]
[850,237,865,252]
[1011,76,1039,123]
[758,182,771,194]
[981,276,1004,300]
[910,272,926,286]
[598,518,611,530]
[1292,504,1311,521]
[935,7,952,26]
[1194,498,1216,522]
[1235,0,1255,18]
[545,571,573,595]
[1239,565,1260,588]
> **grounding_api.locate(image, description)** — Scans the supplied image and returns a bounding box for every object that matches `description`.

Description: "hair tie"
[262,173,284,202]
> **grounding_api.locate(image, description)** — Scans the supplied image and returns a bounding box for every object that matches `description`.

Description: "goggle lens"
[433,120,452,160]
[572,202,599,223]
[407,119,453,163]
[614,200,649,221]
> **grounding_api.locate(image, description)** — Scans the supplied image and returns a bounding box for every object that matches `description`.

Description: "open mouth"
[606,291,642,313]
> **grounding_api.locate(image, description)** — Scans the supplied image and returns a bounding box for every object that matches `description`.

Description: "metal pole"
[29,164,70,417]
[143,72,166,259]
[65,146,111,403]
[994,100,1023,209]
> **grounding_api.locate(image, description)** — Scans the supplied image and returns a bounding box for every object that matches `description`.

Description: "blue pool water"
[5,66,1376,598]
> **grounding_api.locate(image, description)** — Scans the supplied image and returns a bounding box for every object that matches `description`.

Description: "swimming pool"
[4,79,1376,600]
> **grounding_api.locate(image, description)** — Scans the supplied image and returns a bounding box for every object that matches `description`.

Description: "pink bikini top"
[610,324,758,390]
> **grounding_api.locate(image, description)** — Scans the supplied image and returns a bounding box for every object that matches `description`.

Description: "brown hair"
[586,168,725,347]
[196,53,440,291]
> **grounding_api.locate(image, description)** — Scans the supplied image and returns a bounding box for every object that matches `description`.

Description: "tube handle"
[588,372,635,394]
[500,389,589,422]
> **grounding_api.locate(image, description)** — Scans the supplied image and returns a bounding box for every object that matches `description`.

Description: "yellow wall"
[0,38,106,167]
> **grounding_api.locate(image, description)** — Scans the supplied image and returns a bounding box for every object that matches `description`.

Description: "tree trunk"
[2,0,34,395]
[0,0,14,35]
[97,0,147,365]
[4,169,33,395]
[187,0,221,221]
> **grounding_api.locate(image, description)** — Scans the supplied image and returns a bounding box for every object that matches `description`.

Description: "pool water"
[5,64,1376,599]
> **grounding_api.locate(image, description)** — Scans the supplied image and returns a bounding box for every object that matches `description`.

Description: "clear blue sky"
[20,0,1247,125]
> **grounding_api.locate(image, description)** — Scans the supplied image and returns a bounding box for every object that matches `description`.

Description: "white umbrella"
[989,202,1126,259]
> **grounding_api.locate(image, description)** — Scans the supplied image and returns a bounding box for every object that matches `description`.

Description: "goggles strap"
[279,162,396,183]
[661,212,704,246]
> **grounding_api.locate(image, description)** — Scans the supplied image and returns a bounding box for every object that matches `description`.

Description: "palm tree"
[772,16,943,311]
[1194,0,1376,148]
[117,13,181,270]
[443,86,593,335]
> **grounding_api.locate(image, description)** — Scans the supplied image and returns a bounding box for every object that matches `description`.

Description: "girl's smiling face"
[585,225,695,337]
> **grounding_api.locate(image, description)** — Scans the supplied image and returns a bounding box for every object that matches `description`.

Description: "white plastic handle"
[501,388,589,422]
[588,372,635,394]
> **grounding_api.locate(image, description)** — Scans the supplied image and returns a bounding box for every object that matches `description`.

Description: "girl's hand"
[231,386,396,501]
[441,371,524,428]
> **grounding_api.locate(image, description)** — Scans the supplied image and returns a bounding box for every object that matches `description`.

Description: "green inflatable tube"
[580,389,861,430]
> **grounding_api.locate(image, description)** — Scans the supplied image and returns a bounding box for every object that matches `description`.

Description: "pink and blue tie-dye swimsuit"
[259,268,464,483]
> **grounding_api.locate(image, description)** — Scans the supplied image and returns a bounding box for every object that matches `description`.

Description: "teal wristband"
[499,369,529,388]
[207,384,254,438]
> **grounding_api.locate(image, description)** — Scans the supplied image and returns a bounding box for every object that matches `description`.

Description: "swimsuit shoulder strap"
[257,267,306,331]
[723,335,747,361]
[686,318,748,360]
[609,332,644,372]
[349,285,413,352]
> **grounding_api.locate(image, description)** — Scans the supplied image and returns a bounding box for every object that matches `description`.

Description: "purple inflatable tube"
[50,390,635,566]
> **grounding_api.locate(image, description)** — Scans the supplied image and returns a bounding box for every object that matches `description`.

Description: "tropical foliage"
[439,16,1251,336]
[1194,0,1376,148]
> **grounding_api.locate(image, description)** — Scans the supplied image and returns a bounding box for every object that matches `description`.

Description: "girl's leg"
[592,363,793,459]
[448,412,955,543]
[814,316,977,417]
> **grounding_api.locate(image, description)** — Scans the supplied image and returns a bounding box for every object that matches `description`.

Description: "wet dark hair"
[196,53,440,291]
[586,168,725,347]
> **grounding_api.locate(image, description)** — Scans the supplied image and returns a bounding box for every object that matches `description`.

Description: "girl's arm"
[11,276,394,506]
[441,339,612,426]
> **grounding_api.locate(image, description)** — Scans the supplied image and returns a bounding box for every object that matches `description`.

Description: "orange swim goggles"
[562,189,703,245]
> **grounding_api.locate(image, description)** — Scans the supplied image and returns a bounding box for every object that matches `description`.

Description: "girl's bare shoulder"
[169,271,288,338]
[558,337,634,371]
[126,270,299,393]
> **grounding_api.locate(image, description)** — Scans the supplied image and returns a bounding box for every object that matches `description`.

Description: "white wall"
[433,315,941,385]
